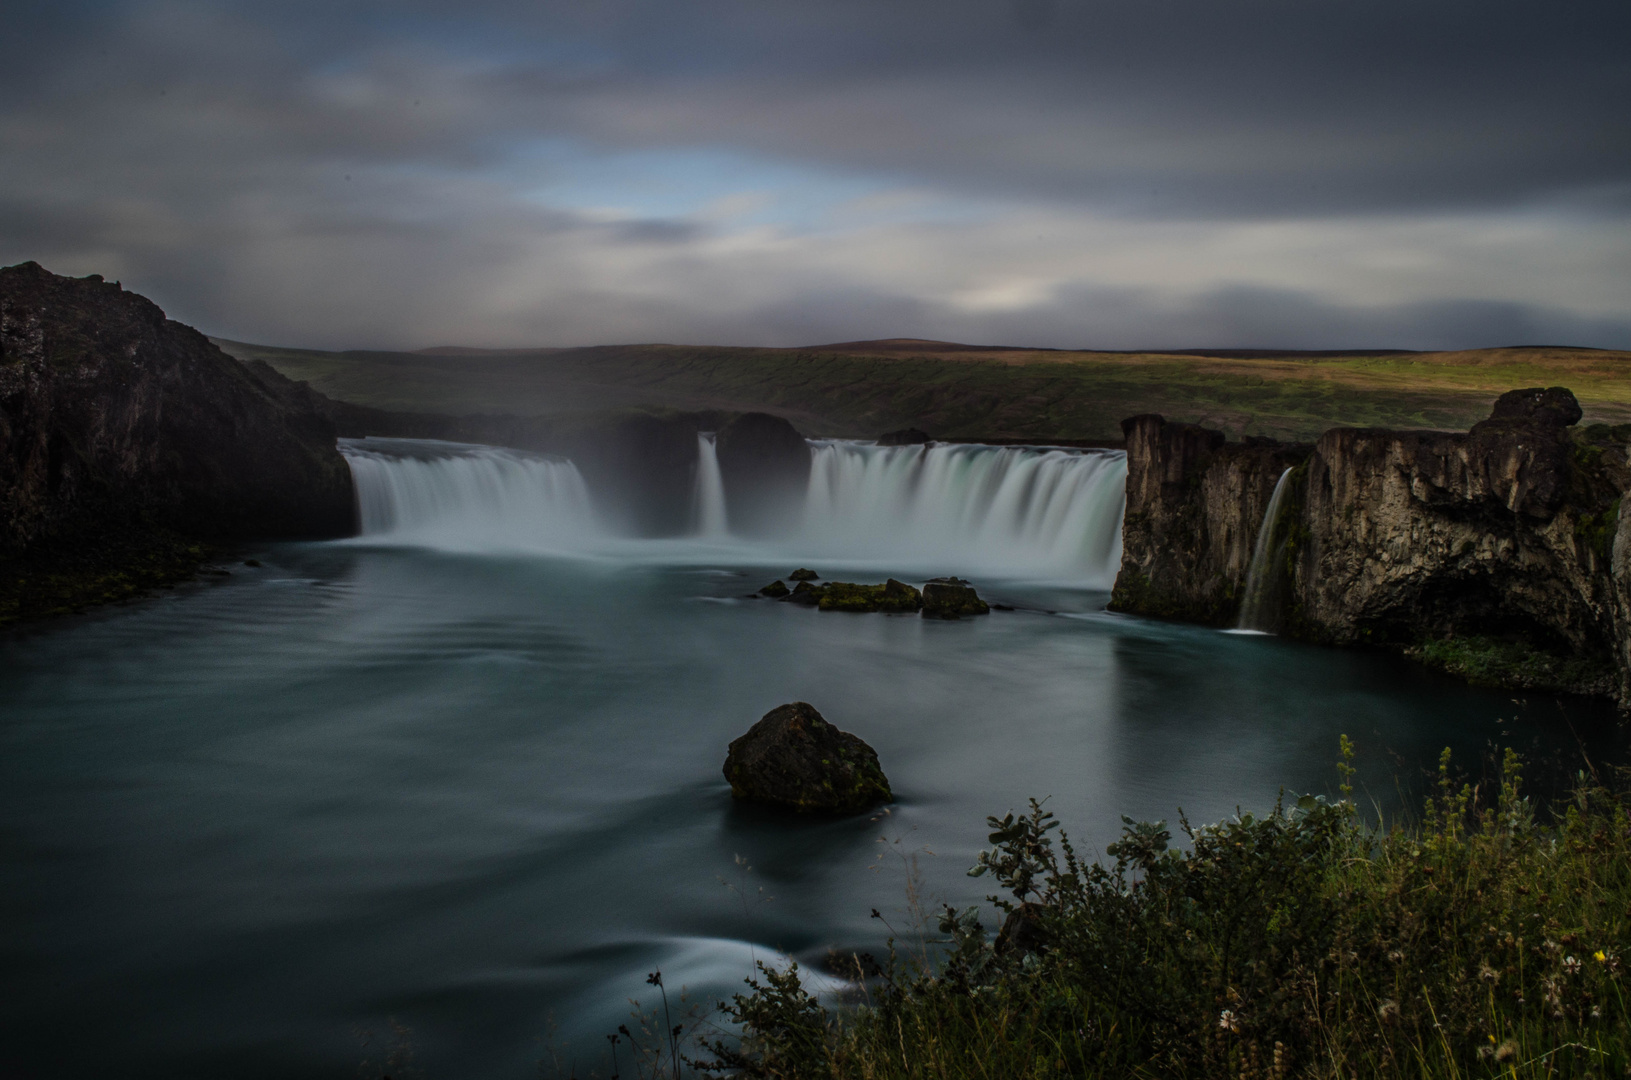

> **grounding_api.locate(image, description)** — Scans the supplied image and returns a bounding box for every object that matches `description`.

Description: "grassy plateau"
[215,338,1631,443]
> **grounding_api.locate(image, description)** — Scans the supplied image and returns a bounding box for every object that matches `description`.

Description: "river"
[1,437,1620,1078]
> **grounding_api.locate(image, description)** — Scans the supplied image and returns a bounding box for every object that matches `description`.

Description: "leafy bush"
[699,742,1631,1079]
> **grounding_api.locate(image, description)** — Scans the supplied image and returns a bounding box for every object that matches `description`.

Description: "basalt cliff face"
[1111,416,1311,624]
[0,262,354,615]
[1110,388,1631,704]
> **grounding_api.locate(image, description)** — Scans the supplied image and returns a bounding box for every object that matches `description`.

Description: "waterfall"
[1236,467,1294,632]
[799,441,1126,583]
[692,434,728,538]
[340,438,599,554]
[340,436,1127,584]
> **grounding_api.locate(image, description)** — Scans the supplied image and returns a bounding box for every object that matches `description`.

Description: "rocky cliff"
[1110,388,1631,704]
[1,262,354,616]
[714,411,811,536]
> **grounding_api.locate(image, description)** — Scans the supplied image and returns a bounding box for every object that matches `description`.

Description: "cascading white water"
[340,438,600,554]
[1236,467,1294,632]
[692,434,728,538]
[800,441,1126,583]
[341,436,1127,583]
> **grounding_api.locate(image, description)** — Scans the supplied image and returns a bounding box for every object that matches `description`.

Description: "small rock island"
[722,702,892,815]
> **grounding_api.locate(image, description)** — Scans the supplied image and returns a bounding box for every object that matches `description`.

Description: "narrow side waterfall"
[692,434,728,538]
[340,438,600,554]
[801,442,1126,583]
[1237,467,1294,632]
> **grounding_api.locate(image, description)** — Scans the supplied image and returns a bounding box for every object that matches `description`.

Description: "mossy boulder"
[922,577,990,619]
[788,568,820,581]
[723,702,892,815]
[818,578,922,613]
[758,579,790,598]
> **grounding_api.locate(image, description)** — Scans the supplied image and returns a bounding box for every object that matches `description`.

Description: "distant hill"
[213,337,1631,443]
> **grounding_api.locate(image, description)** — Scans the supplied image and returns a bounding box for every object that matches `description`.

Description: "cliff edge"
[1,262,354,618]
[1110,388,1631,704]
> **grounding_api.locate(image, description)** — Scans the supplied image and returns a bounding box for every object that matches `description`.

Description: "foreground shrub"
[698,743,1631,1079]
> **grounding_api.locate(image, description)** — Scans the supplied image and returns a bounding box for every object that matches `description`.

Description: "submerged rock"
[818,578,922,613]
[788,567,820,581]
[723,702,892,815]
[922,577,990,619]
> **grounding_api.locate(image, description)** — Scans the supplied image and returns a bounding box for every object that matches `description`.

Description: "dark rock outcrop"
[877,427,930,446]
[1110,389,1631,704]
[758,579,790,598]
[922,577,990,619]
[555,412,709,536]
[723,701,892,815]
[1,263,354,616]
[818,579,922,613]
[788,567,820,581]
[784,580,824,606]
[714,411,811,536]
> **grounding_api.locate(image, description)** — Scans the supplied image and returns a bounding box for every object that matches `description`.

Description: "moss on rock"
[817,579,922,613]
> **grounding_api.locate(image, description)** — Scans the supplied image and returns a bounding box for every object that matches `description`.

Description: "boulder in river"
[818,578,922,613]
[723,702,892,815]
[922,577,991,619]
[758,579,790,598]
[788,567,820,581]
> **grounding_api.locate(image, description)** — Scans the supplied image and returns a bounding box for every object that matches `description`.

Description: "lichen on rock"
[722,702,892,815]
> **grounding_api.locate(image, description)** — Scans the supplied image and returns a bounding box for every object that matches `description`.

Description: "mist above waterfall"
[340,436,1127,584]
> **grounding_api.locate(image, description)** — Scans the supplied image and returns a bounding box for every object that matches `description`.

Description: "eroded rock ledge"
[1109,388,1631,705]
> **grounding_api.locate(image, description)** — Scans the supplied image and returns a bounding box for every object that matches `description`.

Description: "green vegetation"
[0,527,216,624]
[215,339,1631,442]
[1576,499,1622,565]
[1409,636,1617,697]
[816,580,923,613]
[670,744,1631,1080]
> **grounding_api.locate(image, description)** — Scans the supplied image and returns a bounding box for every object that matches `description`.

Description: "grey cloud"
[2,0,1627,349]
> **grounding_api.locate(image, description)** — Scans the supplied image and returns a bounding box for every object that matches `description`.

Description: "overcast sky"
[4,0,1629,350]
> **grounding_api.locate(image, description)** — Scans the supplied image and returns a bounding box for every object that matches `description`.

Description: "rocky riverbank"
[1109,388,1631,705]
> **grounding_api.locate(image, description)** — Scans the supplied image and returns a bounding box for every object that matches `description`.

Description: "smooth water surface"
[1,440,1622,1078]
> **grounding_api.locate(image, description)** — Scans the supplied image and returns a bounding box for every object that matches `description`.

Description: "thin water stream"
[1,438,1621,1078]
